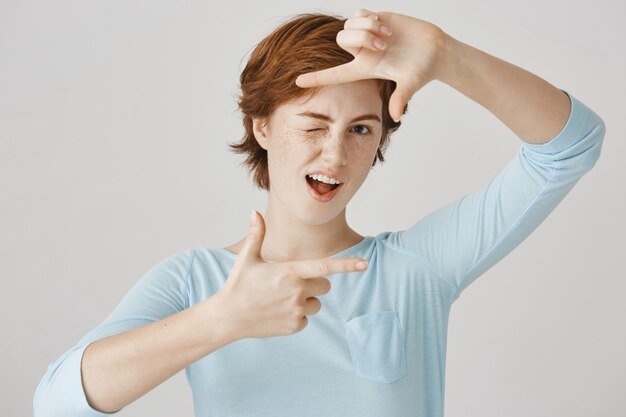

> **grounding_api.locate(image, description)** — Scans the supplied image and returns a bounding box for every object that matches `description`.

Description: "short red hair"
[228,12,406,191]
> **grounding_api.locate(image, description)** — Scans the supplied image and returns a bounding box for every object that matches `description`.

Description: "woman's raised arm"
[296,8,580,144]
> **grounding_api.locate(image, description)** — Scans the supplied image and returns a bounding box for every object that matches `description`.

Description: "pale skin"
[223,79,385,262]
[294,9,571,141]
[80,8,572,413]
[224,8,571,258]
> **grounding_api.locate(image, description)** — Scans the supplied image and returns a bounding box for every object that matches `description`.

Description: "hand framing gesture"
[296,9,449,123]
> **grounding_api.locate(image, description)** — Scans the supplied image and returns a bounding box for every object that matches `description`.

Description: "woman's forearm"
[436,33,571,145]
[81,293,237,413]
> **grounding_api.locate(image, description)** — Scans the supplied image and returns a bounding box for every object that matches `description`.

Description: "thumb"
[295,62,366,88]
[388,85,411,123]
[239,209,266,262]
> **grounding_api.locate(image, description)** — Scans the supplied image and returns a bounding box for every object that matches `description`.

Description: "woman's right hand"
[213,210,369,340]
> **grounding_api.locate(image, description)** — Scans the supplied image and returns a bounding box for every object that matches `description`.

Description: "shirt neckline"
[216,235,373,261]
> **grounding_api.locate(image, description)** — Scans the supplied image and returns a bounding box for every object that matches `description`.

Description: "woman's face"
[253,79,383,225]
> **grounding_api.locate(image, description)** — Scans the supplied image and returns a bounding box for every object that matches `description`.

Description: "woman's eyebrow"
[296,112,381,123]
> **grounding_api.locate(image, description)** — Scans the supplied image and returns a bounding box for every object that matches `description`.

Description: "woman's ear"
[252,117,269,150]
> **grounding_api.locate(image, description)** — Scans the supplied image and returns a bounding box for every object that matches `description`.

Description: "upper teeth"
[307,174,342,185]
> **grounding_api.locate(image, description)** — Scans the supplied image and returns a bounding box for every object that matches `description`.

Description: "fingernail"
[380,25,392,35]
[373,38,386,50]
[250,210,257,225]
[356,261,368,270]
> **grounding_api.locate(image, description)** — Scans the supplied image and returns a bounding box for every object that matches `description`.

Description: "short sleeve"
[33,248,197,417]
[383,89,605,300]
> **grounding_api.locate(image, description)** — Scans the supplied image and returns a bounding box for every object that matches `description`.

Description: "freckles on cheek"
[271,132,303,174]
[275,152,291,169]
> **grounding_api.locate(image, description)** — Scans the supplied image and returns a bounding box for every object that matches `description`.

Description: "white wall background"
[1,0,624,416]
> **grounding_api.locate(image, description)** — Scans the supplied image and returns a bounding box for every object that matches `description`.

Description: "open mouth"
[305,175,342,195]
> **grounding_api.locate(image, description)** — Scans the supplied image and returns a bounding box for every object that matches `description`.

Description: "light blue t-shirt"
[34,89,605,417]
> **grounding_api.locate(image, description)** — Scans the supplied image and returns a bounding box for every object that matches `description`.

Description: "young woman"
[34,9,605,417]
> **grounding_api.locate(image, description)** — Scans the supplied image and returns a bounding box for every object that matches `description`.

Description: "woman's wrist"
[433,31,461,86]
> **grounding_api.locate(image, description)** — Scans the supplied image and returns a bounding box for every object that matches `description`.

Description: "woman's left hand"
[295,9,449,122]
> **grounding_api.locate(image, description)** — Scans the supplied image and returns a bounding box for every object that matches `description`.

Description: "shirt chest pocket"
[345,310,407,384]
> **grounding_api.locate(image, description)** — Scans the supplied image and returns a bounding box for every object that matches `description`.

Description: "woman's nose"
[320,134,348,166]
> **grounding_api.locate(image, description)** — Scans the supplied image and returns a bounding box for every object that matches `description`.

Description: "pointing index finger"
[287,257,369,279]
